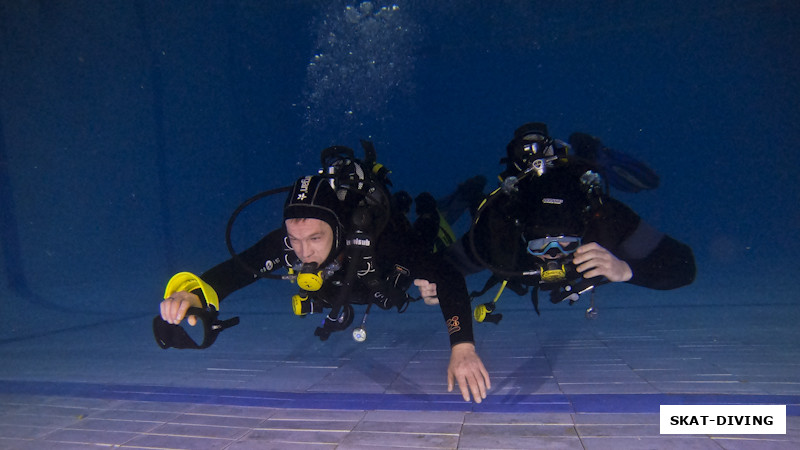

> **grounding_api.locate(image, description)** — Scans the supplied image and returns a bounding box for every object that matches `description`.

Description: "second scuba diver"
[155,142,491,403]
[418,122,696,322]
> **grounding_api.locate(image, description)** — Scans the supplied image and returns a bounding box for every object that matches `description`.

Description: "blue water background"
[0,0,798,325]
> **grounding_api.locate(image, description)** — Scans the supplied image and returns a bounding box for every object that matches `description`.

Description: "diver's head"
[506,122,557,173]
[513,122,550,141]
[284,175,344,265]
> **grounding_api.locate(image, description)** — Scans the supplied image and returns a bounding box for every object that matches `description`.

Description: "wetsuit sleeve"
[377,228,475,346]
[198,227,288,302]
[626,236,696,290]
[589,199,696,290]
[433,258,476,347]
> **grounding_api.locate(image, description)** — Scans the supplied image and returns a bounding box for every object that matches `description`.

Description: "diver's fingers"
[427,283,438,296]
[574,259,594,275]
[573,249,602,266]
[423,296,440,306]
[575,242,604,254]
[414,279,439,305]
[164,297,188,325]
[575,248,631,282]
[460,355,490,401]
[480,362,492,391]
[164,298,181,324]
[447,366,474,402]
[574,247,611,270]
[414,279,436,295]
[160,297,198,326]
[160,300,169,322]
[581,267,603,280]
[576,255,611,278]
[573,243,607,265]
[468,373,485,404]
[449,367,486,403]
[457,374,473,402]
[175,299,192,325]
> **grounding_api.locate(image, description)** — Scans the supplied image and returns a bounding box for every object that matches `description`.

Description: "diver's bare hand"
[160,291,202,326]
[448,342,491,403]
[573,242,632,282]
[413,279,439,305]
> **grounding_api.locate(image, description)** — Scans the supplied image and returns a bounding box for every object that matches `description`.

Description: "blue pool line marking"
[2,380,799,415]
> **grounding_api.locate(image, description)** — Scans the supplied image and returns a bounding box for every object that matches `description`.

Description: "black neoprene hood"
[283,175,343,232]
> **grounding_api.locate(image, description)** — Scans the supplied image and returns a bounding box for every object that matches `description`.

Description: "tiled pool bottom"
[0,288,798,448]
[0,393,798,449]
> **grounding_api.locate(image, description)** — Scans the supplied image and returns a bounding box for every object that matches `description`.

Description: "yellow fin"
[164,272,220,311]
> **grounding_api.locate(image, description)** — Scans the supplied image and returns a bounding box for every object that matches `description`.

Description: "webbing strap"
[153,307,239,349]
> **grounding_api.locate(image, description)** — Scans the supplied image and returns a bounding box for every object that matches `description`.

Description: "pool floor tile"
[0,299,797,447]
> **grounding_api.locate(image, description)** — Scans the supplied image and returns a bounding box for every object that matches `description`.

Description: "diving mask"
[531,237,582,283]
[521,133,554,158]
[527,236,582,257]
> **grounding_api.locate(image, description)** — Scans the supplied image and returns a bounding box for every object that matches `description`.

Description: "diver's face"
[285,218,334,266]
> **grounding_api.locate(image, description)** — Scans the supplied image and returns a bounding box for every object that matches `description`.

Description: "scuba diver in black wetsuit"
[417,122,695,322]
[154,142,491,403]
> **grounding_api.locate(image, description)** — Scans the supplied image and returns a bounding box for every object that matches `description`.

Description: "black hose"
[225,185,292,279]
[467,177,542,282]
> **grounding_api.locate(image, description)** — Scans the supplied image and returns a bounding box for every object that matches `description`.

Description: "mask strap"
[153,307,239,350]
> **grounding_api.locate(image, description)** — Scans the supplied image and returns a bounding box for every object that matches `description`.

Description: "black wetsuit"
[448,163,696,291]
[582,197,695,290]
[197,213,475,346]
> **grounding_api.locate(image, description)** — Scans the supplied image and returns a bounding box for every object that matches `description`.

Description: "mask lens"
[558,238,581,253]
[523,142,539,156]
[527,236,582,256]
[521,134,554,157]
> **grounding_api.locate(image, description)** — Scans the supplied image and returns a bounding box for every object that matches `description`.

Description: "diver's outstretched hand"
[160,291,203,326]
[573,242,633,282]
[413,279,439,305]
[448,342,491,403]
